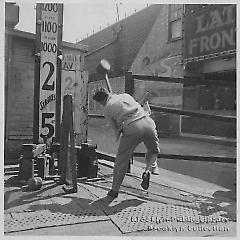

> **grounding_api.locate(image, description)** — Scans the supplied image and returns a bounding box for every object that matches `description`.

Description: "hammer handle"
[104,73,112,93]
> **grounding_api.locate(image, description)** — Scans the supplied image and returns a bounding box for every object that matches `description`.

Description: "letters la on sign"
[184,4,236,60]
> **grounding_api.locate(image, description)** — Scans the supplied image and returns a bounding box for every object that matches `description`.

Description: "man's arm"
[137,91,157,115]
[138,91,157,106]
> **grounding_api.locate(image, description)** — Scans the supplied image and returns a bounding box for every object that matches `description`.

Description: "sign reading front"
[36,3,63,143]
[184,4,236,60]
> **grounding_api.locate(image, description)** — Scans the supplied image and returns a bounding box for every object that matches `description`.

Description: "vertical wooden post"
[5,34,12,156]
[55,4,63,143]
[59,94,77,192]
[125,71,134,95]
[68,95,77,190]
[33,4,42,144]
[59,96,69,183]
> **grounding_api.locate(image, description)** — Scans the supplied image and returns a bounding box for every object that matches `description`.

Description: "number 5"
[40,113,54,139]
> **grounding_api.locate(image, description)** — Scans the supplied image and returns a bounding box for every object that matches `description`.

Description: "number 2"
[64,76,74,94]
[42,61,55,90]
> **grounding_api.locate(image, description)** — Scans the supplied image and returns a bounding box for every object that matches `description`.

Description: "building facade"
[181,4,236,139]
[81,4,236,140]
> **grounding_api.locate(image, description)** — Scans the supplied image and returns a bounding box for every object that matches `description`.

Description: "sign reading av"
[38,3,61,142]
[184,4,236,60]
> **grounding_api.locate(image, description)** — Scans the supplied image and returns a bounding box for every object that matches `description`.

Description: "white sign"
[62,54,84,71]
[39,3,59,143]
[61,53,88,146]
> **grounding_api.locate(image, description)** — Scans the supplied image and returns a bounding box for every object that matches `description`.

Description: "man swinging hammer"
[92,88,160,199]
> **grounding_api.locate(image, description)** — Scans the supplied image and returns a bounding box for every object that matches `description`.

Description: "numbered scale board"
[61,54,88,146]
[34,3,63,144]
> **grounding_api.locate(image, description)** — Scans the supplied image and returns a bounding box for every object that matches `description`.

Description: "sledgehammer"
[96,59,112,93]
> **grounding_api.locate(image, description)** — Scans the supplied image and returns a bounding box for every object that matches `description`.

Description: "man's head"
[92,87,110,105]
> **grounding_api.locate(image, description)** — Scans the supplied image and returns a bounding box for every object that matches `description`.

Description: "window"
[168,4,183,41]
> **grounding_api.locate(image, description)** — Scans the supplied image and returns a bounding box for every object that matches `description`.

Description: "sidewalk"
[4,155,236,236]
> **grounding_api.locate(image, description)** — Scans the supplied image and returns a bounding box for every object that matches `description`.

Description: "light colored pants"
[112,116,160,192]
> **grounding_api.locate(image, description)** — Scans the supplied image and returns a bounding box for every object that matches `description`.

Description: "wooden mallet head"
[96,59,111,75]
[96,59,112,93]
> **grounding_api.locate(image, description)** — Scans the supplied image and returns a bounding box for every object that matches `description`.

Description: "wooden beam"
[133,152,236,163]
[149,105,236,123]
[95,150,236,164]
[96,150,115,162]
[132,74,236,88]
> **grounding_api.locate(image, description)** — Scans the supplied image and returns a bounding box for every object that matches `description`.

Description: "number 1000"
[41,42,57,53]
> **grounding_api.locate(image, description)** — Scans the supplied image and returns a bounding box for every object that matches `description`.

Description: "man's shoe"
[151,166,160,175]
[141,171,150,190]
[107,190,119,199]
